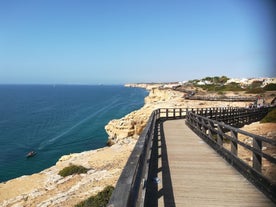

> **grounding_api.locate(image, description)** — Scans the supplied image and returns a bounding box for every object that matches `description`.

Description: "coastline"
[0,84,274,206]
[0,84,155,207]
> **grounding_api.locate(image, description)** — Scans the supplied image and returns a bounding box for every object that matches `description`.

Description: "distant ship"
[26,151,37,158]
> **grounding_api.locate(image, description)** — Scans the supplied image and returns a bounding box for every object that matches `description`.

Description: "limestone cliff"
[105,84,261,145]
[105,86,185,145]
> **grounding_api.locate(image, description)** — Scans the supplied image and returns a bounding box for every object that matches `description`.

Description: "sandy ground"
[236,122,276,182]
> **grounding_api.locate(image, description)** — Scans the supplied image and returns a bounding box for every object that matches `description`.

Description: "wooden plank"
[159,119,274,207]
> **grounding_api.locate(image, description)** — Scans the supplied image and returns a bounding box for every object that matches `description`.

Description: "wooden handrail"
[107,111,157,207]
[185,110,276,202]
[185,95,256,102]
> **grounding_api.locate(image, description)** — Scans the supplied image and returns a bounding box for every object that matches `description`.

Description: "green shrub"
[246,88,265,94]
[250,80,263,89]
[223,82,244,91]
[75,185,114,207]
[58,165,88,177]
[196,81,244,92]
[245,80,265,93]
[263,83,276,91]
[196,84,216,91]
[260,108,276,123]
[106,139,115,146]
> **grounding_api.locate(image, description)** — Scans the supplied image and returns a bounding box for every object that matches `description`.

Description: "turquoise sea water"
[0,85,148,182]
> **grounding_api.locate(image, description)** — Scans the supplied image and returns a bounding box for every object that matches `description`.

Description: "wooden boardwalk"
[145,119,274,207]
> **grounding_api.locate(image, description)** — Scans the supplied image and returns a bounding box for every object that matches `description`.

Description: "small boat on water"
[26,151,37,158]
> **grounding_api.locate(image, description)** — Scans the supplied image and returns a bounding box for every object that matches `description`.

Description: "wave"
[0,85,147,182]
[37,97,120,150]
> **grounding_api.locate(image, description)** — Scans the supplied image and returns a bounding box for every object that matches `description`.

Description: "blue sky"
[0,0,275,84]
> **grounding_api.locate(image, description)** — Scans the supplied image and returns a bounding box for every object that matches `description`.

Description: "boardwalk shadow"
[144,120,176,207]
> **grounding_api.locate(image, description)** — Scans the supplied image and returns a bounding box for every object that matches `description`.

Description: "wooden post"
[201,119,206,134]
[217,125,223,146]
[197,116,202,131]
[230,130,238,156]
[208,121,215,141]
[159,109,161,118]
[253,139,262,173]
[223,108,225,119]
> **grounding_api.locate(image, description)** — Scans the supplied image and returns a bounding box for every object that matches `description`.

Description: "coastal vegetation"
[75,185,114,207]
[263,83,276,91]
[188,76,275,94]
[58,165,88,177]
[245,80,264,93]
[245,83,275,93]
[261,108,276,123]
[106,139,115,146]
[198,82,244,92]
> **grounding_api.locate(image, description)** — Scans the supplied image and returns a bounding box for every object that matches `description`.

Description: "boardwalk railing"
[185,95,256,102]
[189,107,270,128]
[107,110,159,207]
[107,107,274,206]
[185,111,276,203]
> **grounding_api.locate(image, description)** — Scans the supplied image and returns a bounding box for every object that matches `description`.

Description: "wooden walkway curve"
[145,119,274,207]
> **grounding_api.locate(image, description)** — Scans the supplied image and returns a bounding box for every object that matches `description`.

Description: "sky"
[0,0,275,84]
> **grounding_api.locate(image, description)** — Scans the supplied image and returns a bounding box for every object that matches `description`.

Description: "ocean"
[0,85,148,182]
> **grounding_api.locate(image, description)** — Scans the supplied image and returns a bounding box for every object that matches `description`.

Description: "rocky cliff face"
[105,86,185,145]
[105,109,148,144]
